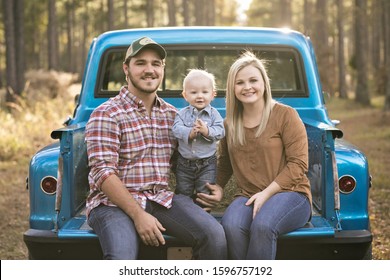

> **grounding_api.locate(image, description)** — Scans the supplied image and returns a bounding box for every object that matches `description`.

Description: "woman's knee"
[222,197,251,227]
[221,215,236,230]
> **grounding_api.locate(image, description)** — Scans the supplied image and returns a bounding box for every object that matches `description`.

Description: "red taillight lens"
[339,175,356,194]
[40,176,57,195]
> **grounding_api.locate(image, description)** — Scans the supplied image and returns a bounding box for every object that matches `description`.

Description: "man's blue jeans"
[88,194,227,259]
[221,192,311,260]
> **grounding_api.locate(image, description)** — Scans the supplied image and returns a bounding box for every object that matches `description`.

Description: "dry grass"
[326,96,390,260]
[0,71,77,260]
[0,159,30,259]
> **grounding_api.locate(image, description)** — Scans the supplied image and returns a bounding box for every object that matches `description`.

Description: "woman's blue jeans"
[221,192,311,260]
[88,194,227,260]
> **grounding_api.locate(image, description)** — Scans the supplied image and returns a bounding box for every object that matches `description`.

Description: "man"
[85,36,227,260]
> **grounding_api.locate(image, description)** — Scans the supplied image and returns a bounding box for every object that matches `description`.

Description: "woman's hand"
[196,183,223,211]
[246,181,282,219]
[245,192,268,219]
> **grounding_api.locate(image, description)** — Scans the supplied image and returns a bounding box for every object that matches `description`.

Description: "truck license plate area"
[167,247,192,260]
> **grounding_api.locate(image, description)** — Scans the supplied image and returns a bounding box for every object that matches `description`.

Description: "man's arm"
[101,175,166,247]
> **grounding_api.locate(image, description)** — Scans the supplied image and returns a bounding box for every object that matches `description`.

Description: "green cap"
[124,37,166,62]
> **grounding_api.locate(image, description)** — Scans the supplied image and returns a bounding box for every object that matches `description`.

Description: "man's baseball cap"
[124,37,166,62]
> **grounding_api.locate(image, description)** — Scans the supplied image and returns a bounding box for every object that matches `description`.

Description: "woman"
[201,51,312,259]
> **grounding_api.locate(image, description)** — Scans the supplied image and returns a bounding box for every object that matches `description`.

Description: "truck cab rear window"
[96,46,307,98]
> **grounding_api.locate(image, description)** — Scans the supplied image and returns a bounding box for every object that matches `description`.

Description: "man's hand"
[196,183,223,211]
[101,175,166,247]
[133,211,166,247]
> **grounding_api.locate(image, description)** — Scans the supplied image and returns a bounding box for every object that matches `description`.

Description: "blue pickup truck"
[24,27,372,259]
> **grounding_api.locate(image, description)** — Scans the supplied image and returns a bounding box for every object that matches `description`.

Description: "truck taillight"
[40,176,57,195]
[339,175,356,194]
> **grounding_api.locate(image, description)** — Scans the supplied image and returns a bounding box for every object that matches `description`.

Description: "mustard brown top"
[217,102,312,206]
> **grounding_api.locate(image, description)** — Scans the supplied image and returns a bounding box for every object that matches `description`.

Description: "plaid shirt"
[85,86,178,216]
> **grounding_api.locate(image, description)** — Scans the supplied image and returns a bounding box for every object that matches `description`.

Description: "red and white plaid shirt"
[85,86,178,216]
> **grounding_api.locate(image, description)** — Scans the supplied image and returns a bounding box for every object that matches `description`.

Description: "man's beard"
[128,73,160,94]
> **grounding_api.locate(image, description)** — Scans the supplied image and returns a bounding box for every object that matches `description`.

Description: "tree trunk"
[146,0,154,27]
[354,0,370,105]
[81,0,89,77]
[371,0,382,72]
[206,0,215,26]
[166,0,176,26]
[313,0,331,95]
[337,0,347,98]
[195,0,205,25]
[280,0,292,27]
[384,0,390,111]
[2,0,18,102]
[371,0,385,96]
[14,0,25,95]
[123,0,128,28]
[107,0,114,30]
[303,0,312,36]
[66,0,74,73]
[48,0,59,70]
[182,0,190,26]
[100,0,105,32]
[29,1,41,69]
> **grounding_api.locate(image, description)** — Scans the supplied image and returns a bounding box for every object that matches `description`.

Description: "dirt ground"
[0,159,30,259]
[0,96,389,260]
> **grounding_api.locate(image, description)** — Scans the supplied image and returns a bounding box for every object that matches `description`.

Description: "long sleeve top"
[217,102,312,206]
[85,86,178,216]
[172,104,225,160]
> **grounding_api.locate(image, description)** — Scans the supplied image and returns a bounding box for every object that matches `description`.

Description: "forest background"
[0,0,389,259]
[1,0,390,106]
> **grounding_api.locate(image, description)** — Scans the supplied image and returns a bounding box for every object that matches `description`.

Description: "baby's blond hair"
[183,69,216,92]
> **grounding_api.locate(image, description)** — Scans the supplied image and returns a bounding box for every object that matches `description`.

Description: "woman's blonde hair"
[225,51,274,146]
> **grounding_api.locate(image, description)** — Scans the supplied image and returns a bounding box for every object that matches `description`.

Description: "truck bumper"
[277,229,373,259]
[24,228,372,260]
[24,229,103,260]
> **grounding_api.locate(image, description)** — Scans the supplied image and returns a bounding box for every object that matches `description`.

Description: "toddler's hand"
[189,126,198,140]
[195,119,209,136]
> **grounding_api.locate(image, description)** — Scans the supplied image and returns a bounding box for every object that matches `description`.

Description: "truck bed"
[24,206,371,260]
